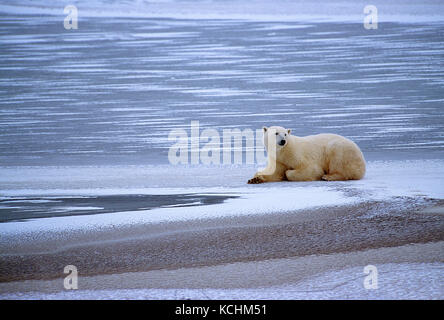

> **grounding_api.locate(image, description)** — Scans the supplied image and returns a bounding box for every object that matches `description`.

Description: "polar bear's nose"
[279,140,286,146]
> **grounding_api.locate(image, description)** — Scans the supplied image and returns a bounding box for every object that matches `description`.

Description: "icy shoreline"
[0,159,442,233]
[1,159,443,299]
[3,262,443,300]
[2,242,444,299]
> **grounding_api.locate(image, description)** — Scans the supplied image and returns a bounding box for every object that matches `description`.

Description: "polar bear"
[248,126,365,183]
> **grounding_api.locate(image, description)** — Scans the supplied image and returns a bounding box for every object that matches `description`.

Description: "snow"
[0,159,443,236]
[2,263,442,300]
[0,186,354,235]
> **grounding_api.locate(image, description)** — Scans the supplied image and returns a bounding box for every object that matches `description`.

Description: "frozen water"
[0,159,443,234]
[0,1,444,166]
[1,0,444,22]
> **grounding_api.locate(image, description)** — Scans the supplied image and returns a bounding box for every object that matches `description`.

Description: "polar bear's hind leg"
[325,139,366,181]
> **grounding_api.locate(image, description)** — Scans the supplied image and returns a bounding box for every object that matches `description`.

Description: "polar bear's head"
[263,126,291,152]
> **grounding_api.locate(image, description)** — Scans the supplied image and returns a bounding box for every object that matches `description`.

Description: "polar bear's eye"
[275,132,278,135]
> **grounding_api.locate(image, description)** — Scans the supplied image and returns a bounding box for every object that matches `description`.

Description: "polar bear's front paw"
[247,176,265,184]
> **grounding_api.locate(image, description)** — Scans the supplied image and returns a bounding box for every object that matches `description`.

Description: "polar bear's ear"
[287,129,291,134]
[263,126,268,132]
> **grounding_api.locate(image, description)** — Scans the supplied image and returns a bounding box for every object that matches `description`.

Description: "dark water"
[0,15,444,165]
[0,193,239,222]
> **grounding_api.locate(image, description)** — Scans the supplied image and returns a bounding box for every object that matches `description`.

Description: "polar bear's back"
[299,133,366,180]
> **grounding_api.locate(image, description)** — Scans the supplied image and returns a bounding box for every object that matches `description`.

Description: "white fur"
[248,126,366,183]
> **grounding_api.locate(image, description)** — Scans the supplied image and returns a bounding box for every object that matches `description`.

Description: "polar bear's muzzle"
[278,139,287,146]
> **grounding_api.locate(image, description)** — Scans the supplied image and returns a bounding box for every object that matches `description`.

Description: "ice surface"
[1,5,444,166]
[0,186,355,234]
[1,0,444,22]
[0,159,443,236]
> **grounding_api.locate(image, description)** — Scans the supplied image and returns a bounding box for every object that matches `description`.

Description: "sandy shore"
[1,161,443,298]
[1,198,443,298]
[1,242,443,299]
